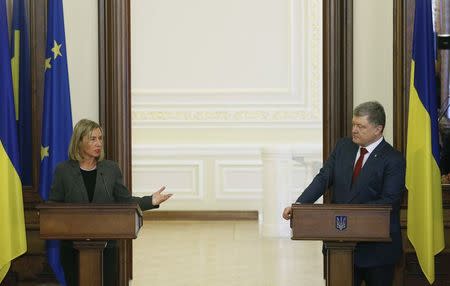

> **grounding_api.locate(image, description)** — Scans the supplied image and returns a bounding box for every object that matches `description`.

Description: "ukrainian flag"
[11,0,32,186]
[406,0,445,283]
[38,0,73,284]
[0,0,27,282]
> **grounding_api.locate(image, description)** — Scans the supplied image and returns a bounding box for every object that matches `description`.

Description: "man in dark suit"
[283,101,405,286]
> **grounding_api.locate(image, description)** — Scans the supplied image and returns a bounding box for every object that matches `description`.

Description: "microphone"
[100,172,113,200]
[439,96,450,122]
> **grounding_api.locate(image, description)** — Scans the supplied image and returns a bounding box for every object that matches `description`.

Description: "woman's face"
[81,128,103,160]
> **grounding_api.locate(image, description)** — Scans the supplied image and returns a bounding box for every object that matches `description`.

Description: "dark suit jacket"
[296,137,405,267]
[49,159,158,211]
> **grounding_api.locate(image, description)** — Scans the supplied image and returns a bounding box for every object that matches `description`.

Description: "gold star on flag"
[51,40,62,59]
[41,145,49,161]
[45,57,51,70]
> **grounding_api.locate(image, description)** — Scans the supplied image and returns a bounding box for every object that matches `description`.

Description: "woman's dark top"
[80,168,97,202]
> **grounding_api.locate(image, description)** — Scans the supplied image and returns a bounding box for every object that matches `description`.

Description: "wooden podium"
[290,204,391,286]
[37,203,143,286]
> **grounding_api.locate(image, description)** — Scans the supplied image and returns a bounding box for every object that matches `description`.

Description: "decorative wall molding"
[131,0,322,129]
[133,144,262,157]
[214,161,263,200]
[132,160,204,200]
[131,144,322,209]
[132,88,298,103]
[133,144,322,157]
[132,107,322,128]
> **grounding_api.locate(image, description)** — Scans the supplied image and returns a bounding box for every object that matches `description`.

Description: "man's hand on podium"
[282,206,292,220]
[151,186,173,206]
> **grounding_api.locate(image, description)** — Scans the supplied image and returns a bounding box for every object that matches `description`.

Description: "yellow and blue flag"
[0,0,27,282]
[11,0,32,185]
[38,0,73,284]
[406,0,445,283]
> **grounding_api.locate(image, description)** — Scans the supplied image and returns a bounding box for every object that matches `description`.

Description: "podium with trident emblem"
[290,204,392,286]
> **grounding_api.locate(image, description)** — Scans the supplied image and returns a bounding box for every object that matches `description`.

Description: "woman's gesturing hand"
[151,186,173,205]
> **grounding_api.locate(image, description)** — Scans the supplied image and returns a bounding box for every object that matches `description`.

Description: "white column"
[261,145,292,237]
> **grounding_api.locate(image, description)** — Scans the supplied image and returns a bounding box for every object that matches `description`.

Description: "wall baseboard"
[143,210,258,221]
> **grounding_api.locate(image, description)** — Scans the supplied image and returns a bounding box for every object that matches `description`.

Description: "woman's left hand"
[151,186,173,205]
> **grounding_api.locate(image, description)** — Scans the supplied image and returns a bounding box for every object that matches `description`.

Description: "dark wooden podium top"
[291,204,392,242]
[37,203,143,240]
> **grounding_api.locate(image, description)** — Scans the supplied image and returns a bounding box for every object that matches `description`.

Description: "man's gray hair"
[353,101,386,129]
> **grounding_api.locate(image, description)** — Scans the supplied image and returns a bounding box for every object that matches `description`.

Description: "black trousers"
[354,264,395,286]
[60,240,118,286]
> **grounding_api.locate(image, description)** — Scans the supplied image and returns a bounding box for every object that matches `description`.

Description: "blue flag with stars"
[38,0,72,284]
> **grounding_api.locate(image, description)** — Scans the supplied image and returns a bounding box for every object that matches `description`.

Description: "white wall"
[354,0,394,142]
[64,0,98,124]
[130,0,323,210]
[131,0,322,136]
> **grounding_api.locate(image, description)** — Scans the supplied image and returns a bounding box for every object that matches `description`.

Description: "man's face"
[351,115,383,147]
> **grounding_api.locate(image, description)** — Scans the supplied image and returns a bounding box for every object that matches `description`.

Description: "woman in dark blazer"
[49,119,172,286]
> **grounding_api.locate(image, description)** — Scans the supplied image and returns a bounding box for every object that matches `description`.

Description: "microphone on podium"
[100,172,113,200]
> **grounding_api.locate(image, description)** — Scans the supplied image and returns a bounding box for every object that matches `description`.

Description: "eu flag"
[11,0,32,185]
[38,0,73,284]
[0,0,27,282]
[406,0,445,283]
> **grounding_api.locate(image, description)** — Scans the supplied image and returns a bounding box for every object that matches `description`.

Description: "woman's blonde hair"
[68,119,105,162]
